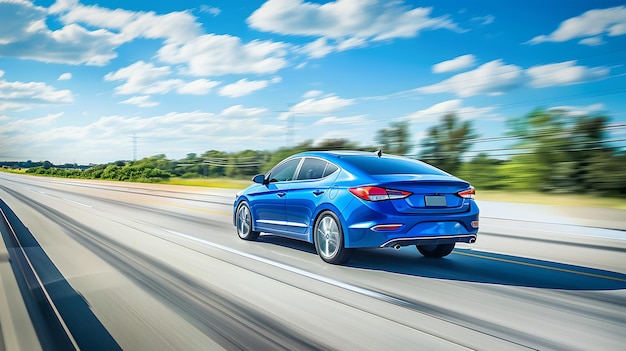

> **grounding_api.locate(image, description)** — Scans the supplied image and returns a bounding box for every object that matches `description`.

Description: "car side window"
[323,163,338,177]
[296,158,337,180]
[268,158,301,182]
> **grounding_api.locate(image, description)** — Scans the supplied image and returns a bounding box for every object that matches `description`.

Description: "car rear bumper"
[342,202,479,248]
[379,234,477,248]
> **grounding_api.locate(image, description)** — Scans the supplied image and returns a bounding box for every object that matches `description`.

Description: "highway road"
[1,172,625,350]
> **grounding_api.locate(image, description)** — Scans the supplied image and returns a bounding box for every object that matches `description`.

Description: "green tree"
[227,150,263,178]
[457,153,506,190]
[315,138,359,150]
[506,108,614,193]
[375,121,411,155]
[201,150,229,177]
[419,113,477,173]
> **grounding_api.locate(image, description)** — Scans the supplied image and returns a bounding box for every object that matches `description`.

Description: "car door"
[250,157,302,235]
[285,157,339,238]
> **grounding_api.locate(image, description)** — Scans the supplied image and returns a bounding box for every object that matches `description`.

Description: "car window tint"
[322,163,338,177]
[296,158,328,180]
[268,158,301,182]
[340,155,445,175]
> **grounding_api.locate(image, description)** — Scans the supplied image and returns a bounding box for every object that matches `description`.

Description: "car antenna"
[376,149,382,158]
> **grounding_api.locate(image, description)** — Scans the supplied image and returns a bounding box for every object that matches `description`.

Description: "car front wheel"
[417,243,455,258]
[236,202,260,241]
[314,211,352,265]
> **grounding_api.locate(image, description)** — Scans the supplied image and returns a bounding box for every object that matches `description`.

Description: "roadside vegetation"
[2,107,625,207]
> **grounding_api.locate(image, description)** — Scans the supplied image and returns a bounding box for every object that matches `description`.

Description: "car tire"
[314,211,352,265]
[236,202,260,241]
[417,243,455,258]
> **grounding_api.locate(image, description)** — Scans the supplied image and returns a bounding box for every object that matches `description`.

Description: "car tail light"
[371,224,403,231]
[349,186,412,201]
[457,187,475,199]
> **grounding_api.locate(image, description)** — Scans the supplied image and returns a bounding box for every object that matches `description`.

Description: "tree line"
[9,107,626,196]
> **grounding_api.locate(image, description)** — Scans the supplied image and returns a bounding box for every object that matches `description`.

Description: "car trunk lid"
[372,174,471,214]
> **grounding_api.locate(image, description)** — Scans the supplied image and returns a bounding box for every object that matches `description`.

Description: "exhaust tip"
[469,237,476,244]
[392,244,402,250]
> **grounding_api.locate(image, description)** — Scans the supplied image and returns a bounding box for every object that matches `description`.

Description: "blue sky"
[1,0,625,164]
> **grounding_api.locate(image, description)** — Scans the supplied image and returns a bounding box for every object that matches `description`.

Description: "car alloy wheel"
[236,202,259,241]
[314,211,352,264]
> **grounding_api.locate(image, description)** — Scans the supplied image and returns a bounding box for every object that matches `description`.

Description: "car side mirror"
[252,174,267,185]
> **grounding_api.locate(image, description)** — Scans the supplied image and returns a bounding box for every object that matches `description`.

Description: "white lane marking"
[63,198,92,208]
[27,188,46,194]
[166,230,476,350]
[166,230,408,305]
[0,208,81,350]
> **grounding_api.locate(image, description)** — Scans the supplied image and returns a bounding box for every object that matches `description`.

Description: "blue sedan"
[234,150,479,264]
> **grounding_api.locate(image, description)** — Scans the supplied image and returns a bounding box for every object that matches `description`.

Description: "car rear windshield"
[340,155,446,175]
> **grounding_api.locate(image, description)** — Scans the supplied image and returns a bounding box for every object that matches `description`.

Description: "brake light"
[349,186,412,201]
[457,187,475,199]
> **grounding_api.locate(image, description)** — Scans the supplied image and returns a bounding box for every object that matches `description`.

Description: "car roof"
[287,150,449,177]
[294,150,385,158]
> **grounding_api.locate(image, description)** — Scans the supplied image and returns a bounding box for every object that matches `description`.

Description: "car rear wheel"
[314,211,352,265]
[417,243,455,258]
[236,202,260,241]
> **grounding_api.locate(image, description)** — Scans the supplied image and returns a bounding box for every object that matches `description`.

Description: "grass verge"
[2,170,624,210]
[163,178,250,189]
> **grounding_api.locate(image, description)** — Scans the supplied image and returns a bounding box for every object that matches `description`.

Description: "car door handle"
[313,190,325,196]
[277,192,286,197]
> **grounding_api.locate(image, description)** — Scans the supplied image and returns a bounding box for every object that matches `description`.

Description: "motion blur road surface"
[1,172,625,350]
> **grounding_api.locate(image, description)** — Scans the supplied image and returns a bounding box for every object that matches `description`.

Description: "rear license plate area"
[425,195,447,207]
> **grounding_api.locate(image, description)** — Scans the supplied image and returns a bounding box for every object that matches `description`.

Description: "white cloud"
[408,99,463,121]
[0,112,63,133]
[300,38,335,59]
[199,5,221,17]
[104,61,221,96]
[3,0,287,77]
[0,71,74,111]
[58,72,72,80]
[548,103,605,117]
[404,99,497,122]
[219,78,273,98]
[314,115,366,125]
[280,94,355,120]
[526,61,609,88]
[419,59,610,96]
[221,105,268,118]
[249,0,462,58]
[336,37,367,51]
[303,90,323,98]
[158,34,289,76]
[471,15,494,26]
[1,108,286,163]
[177,79,220,95]
[579,36,605,46]
[120,95,159,108]
[0,0,119,65]
[433,54,476,73]
[419,59,524,97]
[104,61,179,95]
[52,1,202,44]
[528,6,626,45]
[248,0,461,40]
